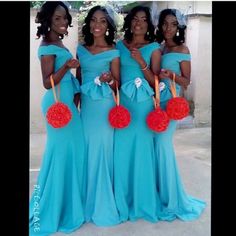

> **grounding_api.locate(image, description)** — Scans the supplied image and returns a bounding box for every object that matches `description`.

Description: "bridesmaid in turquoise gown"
[113,6,162,223]
[155,8,206,221]
[76,6,120,226]
[29,2,85,235]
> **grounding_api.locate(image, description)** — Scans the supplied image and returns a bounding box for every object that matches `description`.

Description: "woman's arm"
[179,60,191,89]
[151,49,161,78]
[130,48,161,88]
[159,45,191,89]
[41,55,79,89]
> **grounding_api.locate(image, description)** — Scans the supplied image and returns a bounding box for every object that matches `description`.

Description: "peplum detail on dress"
[80,80,112,100]
[121,78,154,102]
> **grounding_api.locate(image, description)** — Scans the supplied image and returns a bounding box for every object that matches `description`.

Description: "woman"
[154,8,206,221]
[113,5,162,223]
[29,2,86,235]
[76,6,120,226]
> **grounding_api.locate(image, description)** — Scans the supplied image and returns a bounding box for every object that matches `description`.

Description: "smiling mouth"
[60,27,66,30]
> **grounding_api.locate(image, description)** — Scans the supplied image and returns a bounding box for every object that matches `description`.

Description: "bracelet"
[141,64,148,71]
[107,79,114,85]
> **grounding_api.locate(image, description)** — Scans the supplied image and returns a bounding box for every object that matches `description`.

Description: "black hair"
[123,5,155,43]
[82,5,116,46]
[156,8,186,45]
[35,1,72,39]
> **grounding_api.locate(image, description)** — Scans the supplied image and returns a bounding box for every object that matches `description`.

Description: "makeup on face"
[161,14,178,40]
[131,11,148,33]
[51,5,69,34]
[90,10,108,36]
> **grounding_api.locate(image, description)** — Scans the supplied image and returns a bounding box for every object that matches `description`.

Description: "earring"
[130,29,133,33]
[48,26,51,32]
[176,30,179,37]
[106,29,109,36]
[146,31,149,36]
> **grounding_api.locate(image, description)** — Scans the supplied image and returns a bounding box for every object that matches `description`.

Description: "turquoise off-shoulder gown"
[155,52,206,221]
[76,44,120,226]
[113,40,163,223]
[29,45,86,236]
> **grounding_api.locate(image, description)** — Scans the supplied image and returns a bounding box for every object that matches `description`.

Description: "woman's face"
[162,14,178,40]
[90,10,108,37]
[50,5,69,35]
[131,10,148,36]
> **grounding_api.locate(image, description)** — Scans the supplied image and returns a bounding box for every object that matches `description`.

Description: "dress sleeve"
[110,49,120,60]
[178,53,191,62]
[38,46,56,58]
[150,42,161,51]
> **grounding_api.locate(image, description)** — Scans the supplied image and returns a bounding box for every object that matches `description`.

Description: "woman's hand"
[130,48,146,67]
[65,59,80,69]
[159,69,173,80]
[99,71,113,83]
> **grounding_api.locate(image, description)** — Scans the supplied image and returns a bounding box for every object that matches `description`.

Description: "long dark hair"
[35,1,72,39]
[156,8,186,45]
[123,5,155,43]
[82,5,116,46]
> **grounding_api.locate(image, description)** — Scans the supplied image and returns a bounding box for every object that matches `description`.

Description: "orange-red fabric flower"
[146,107,169,132]
[166,97,189,120]
[108,105,131,129]
[46,102,72,128]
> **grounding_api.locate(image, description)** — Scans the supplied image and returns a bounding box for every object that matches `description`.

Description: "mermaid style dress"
[76,44,120,226]
[113,40,162,223]
[29,45,86,236]
[155,52,206,221]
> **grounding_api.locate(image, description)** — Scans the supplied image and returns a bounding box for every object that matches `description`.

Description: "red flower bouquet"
[146,106,169,132]
[108,105,131,129]
[46,75,72,128]
[46,102,72,128]
[166,73,189,120]
[146,76,169,132]
[108,81,131,129]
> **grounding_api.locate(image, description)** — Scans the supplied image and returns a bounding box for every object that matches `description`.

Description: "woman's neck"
[165,39,177,48]
[131,35,147,44]
[125,35,149,49]
[93,37,108,47]
[45,31,61,43]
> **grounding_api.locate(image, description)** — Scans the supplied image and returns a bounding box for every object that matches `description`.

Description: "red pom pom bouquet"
[166,73,189,120]
[108,81,131,129]
[146,76,169,132]
[46,102,72,128]
[46,75,72,128]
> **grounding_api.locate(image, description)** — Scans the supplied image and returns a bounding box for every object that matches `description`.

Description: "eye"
[101,19,107,24]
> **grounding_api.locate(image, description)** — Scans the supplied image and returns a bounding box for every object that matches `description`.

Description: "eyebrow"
[134,16,147,18]
[164,20,178,23]
[92,16,106,19]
